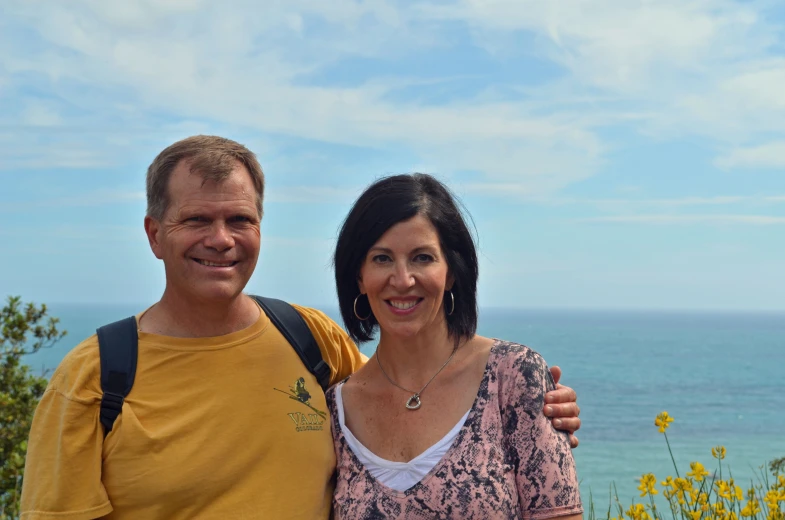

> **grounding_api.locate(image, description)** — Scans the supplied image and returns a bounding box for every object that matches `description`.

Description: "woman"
[328,173,583,519]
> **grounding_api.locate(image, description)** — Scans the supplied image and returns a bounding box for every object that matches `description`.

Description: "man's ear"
[144,216,164,260]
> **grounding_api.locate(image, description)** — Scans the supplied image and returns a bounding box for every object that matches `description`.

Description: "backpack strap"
[96,297,329,436]
[251,295,331,391]
[96,317,138,437]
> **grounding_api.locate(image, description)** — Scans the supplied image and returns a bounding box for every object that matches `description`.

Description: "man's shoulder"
[289,303,345,333]
[286,303,366,381]
[47,334,103,402]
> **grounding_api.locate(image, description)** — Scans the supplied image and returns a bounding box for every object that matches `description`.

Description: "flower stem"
[663,432,681,479]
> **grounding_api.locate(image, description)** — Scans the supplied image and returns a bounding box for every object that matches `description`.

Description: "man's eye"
[187,216,205,222]
[230,216,251,223]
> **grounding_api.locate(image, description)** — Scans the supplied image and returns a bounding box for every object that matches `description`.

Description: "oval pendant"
[405,394,422,410]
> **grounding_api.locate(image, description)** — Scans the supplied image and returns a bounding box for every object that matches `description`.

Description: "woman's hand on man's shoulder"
[544,365,581,448]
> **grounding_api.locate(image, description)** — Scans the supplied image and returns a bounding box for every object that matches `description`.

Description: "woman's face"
[358,214,453,341]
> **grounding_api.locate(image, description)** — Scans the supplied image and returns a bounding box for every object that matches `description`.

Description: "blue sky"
[1,0,783,311]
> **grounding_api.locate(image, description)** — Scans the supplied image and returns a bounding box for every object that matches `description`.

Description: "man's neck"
[140,292,260,338]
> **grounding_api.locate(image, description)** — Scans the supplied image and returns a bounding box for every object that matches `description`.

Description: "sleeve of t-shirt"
[498,346,583,520]
[20,378,113,519]
[292,305,366,386]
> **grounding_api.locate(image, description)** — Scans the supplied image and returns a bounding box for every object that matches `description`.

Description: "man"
[20,136,580,519]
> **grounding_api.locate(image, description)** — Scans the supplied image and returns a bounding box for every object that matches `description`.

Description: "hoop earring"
[446,290,455,316]
[354,294,372,320]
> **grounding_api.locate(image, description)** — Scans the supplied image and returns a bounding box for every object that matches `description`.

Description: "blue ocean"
[22,303,785,508]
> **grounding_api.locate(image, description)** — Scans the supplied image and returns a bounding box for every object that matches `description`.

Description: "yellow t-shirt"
[20,304,365,520]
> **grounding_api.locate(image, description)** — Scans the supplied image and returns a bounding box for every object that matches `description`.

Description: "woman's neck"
[375,321,462,390]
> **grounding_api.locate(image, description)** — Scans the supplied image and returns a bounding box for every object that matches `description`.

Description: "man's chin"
[172,282,249,305]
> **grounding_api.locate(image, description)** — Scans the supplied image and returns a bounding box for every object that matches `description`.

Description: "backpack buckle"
[101,391,125,413]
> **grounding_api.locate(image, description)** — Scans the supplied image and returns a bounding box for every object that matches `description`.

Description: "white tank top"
[335,382,471,492]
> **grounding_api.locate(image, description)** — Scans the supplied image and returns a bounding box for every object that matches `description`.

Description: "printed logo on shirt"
[274,377,328,432]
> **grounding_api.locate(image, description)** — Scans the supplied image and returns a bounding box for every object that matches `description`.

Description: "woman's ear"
[446,272,455,292]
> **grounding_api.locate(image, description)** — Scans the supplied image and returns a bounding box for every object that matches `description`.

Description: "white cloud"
[0,189,145,211]
[1,0,783,187]
[418,0,785,157]
[715,141,785,169]
[580,214,785,225]
[0,224,144,240]
[265,186,363,204]
[0,0,602,191]
[419,0,767,90]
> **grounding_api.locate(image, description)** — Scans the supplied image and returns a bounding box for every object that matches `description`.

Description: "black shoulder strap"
[96,317,138,436]
[96,297,329,436]
[251,295,331,391]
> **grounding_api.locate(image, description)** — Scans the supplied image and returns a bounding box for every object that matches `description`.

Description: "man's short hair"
[146,135,265,220]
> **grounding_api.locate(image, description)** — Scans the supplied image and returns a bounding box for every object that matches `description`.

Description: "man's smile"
[193,258,239,267]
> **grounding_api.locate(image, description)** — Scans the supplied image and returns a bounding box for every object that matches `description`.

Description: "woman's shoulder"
[489,339,549,374]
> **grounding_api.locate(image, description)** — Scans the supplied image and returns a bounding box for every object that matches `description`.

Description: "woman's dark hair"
[333,173,479,343]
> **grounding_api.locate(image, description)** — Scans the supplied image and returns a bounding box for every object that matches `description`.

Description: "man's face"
[144,160,261,305]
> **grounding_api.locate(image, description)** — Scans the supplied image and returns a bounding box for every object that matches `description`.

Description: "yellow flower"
[673,477,694,505]
[740,499,761,517]
[764,490,781,509]
[717,480,732,500]
[638,473,659,497]
[655,411,675,433]
[688,511,702,520]
[720,480,744,502]
[712,446,727,460]
[626,503,651,520]
[688,462,710,482]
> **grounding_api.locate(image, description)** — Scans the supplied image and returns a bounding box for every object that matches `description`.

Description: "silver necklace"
[375,344,458,410]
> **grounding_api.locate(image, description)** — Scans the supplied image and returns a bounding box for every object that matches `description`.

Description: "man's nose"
[203,222,235,251]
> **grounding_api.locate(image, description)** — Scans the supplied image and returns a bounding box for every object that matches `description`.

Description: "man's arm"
[20,339,113,519]
[545,366,581,448]
[20,388,113,519]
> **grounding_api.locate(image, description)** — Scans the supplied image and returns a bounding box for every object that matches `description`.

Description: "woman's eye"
[372,254,391,263]
[414,254,434,262]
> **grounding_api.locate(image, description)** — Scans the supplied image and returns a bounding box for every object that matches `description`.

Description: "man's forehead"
[169,161,252,192]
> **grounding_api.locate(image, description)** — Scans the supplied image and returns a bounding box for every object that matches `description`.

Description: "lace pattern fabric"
[325,341,583,520]
[335,382,471,492]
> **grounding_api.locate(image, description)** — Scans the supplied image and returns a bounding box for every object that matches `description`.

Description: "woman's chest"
[344,386,479,462]
[334,399,521,519]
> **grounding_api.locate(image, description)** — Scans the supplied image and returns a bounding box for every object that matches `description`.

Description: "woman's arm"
[498,345,583,519]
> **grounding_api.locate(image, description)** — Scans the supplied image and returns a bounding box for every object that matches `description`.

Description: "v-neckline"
[331,341,500,497]
[336,383,471,468]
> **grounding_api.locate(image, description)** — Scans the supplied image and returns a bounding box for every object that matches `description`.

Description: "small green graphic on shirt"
[274,377,328,431]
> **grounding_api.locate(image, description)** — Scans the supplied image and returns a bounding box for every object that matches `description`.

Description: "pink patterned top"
[325,341,583,520]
